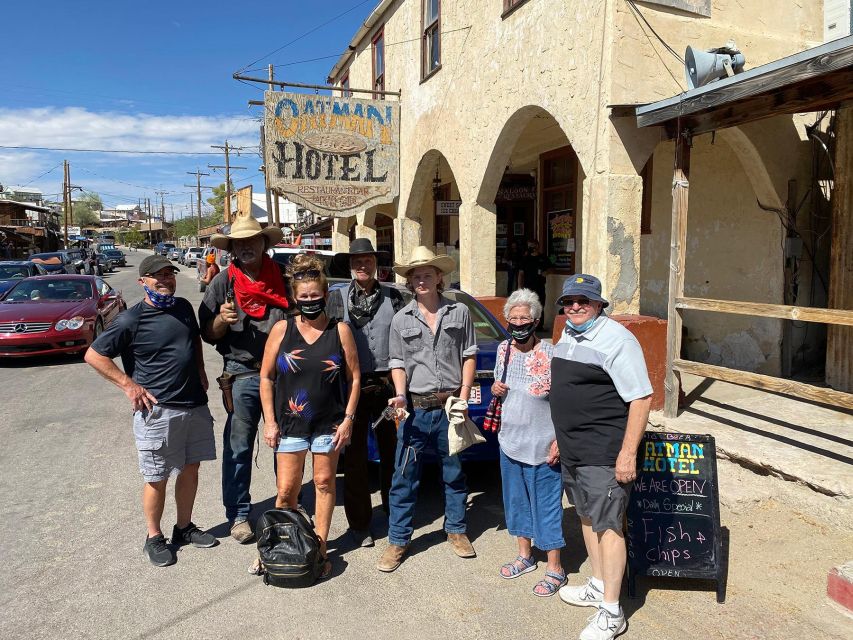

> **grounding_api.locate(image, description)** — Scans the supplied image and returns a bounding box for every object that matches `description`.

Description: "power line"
[18,162,63,187]
[243,26,473,73]
[0,144,221,156]
[237,0,374,72]
[624,0,684,65]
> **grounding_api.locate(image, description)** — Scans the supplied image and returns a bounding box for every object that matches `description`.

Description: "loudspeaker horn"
[685,46,746,90]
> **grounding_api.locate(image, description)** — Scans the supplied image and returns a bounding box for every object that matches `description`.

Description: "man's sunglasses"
[561,297,591,306]
[291,269,321,280]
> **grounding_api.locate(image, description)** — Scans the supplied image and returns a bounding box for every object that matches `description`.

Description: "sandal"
[499,555,537,579]
[532,570,567,597]
[318,555,332,580]
[248,556,264,576]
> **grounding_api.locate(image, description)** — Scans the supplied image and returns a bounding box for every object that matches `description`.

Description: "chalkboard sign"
[626,432,727,602]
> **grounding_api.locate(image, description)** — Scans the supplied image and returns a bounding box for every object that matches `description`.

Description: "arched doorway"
[478,106,581,326]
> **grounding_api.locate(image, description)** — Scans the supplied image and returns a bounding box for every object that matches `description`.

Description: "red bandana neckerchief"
[228,255,289,318]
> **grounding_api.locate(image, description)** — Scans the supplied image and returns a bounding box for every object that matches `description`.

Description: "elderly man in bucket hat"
[376,246,479,572]
[198,215,290,543]
[549,274,652,640]
[327,238,405,548]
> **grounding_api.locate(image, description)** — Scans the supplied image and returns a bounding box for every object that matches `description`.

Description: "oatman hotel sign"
[264,91,400,218]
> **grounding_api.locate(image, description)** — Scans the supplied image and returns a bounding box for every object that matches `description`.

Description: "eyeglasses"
[507,316,534,323]
[291,269,321,280]
[561,297,591,307]
[144,270,176,279]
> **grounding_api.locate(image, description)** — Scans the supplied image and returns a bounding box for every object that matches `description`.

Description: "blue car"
[331,282,509,462]
[0,261,49,298]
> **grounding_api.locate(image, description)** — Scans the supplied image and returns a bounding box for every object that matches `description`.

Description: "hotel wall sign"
[264,91,400,218]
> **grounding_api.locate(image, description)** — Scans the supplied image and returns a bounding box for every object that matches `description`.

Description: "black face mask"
[507,321,536,343]
[297,298,326,319]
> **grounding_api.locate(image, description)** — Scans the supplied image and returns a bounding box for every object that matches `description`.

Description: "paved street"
[0,251,850,640]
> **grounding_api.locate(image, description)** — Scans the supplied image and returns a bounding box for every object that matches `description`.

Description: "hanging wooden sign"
[263,91,400,218]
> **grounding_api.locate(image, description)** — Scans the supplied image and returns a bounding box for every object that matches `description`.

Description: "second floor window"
[373,28,385,97]
[340,73,351,98]
[423,0,440,78]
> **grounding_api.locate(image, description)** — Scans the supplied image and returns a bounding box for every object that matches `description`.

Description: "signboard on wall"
[436,200,461,216]
[547,208,575,270]
[264,91,400,218]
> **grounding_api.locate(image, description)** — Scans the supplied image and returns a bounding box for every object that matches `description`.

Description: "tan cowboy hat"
[210,215,283,250]
[393,245,456,277]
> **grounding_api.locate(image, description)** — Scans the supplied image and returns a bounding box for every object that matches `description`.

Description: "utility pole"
[260,124,274,224]
[209,141,246,224]
[268,64,281,227]
[185,169,213,243]
[62,160,70,247]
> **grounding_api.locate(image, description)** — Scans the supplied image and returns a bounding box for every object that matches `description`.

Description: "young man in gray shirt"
[377,246,478,573]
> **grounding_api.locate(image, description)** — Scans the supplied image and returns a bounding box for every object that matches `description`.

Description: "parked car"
[95,253,116,273]
[154,242,176,256]
[0,261,49,297]
[101,249,127,267]
[58,249,86,274]
[0,275,126,357]
[168,247,182,261]
[269,246,348,278]
[29,252,70,274]
[329,281,509,462]
[184,247,204,267]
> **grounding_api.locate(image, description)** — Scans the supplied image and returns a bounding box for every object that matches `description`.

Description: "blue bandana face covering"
[566,315,597,334]
[143,284,176,309]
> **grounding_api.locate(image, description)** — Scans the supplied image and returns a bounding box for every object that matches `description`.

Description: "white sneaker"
[579,608,627,640]
[559,577,604,607]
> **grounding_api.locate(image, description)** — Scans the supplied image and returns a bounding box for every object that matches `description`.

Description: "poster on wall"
[496,223,507,235]
[547,208,575,270]
[513,222,525,236]
[264,91,400,218]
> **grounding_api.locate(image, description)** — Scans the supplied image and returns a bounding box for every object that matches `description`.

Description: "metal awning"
[629,35,853,137]
[299,217,333,235]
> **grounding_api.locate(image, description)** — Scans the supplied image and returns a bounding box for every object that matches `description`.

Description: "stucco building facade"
[325,0,824,376]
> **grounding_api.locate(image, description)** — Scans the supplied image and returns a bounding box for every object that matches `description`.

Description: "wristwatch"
[344,414,355,422]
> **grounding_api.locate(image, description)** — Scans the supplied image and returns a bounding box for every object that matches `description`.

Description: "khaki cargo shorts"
[132,404,216,482]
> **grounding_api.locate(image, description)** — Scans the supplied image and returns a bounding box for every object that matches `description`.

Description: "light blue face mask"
[566,315,598,334]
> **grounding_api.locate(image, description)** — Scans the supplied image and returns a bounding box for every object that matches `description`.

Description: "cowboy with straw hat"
[328,238,405,548]
[377,245,479,572]
[198,215,289,544]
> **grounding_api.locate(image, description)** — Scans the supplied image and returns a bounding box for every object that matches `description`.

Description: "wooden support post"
[827,106,853,393]
[664,131,691,417]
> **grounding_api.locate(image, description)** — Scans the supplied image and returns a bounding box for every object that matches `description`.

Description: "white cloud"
[0,107,266,207]
[0,107,260,154]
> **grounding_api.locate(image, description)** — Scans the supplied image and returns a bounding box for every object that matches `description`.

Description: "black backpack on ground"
[256,507,325,588]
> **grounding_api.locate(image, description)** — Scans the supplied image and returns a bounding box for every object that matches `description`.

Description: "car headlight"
[55,316,85,331]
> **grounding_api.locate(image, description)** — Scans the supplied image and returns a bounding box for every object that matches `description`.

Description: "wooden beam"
[673,359,853,410]
[674,297,853,326]
[664,135,691,418]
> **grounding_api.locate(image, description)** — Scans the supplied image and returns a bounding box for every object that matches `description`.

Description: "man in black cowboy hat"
[328,238,404,547]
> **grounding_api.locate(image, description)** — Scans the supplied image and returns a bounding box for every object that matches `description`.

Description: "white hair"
[504,288,542,320]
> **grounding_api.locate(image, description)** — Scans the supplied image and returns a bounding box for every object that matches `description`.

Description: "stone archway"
[399,149,462,282]
[475,105,581,324]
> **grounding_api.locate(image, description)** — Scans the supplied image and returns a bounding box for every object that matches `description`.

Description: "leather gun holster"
[217,372,235,414]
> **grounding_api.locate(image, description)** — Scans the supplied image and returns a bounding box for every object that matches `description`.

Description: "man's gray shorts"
[562,464,633,533]
[133,404,216,482]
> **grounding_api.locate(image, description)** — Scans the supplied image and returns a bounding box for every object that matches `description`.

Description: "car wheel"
[93,318,104,340]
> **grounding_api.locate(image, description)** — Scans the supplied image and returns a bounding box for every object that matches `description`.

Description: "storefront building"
[325,0,822,375]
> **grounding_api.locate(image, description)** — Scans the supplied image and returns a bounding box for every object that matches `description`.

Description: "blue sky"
[0,0,374,218]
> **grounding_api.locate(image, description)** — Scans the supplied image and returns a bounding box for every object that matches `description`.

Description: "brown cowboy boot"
[376,544,409,572]
[447,533,476,558]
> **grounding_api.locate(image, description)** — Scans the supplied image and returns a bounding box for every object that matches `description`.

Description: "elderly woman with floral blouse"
[492,288,565,596]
